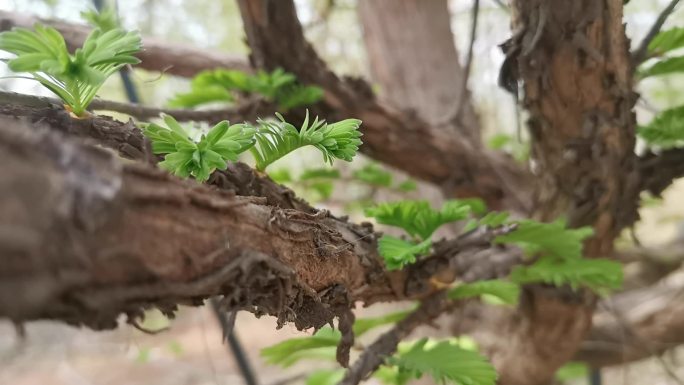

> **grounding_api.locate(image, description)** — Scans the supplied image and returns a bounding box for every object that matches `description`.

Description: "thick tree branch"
[576,270,684,367]
[0,101,522,330]
[236,0,532,213]
[617,241,684,290]
[0,11,251,77]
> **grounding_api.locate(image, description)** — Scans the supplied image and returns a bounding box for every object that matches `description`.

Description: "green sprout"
[0,23,141,116]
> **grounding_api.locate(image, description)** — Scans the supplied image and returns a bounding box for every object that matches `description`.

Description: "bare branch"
[0,11,251,77]
[631,0,683,65]
[438,0,480,126]
[340,293,450,385]
[576,269,684,367]
[0,91,275,124]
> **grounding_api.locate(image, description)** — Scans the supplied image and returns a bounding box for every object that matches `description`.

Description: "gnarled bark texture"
[465,1,641,384]
[0,110,522,331]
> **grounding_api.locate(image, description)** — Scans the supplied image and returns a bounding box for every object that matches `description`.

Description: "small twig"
[0,90,274,123]
[632,0,682,65]
[338,292,449,385]
[438,0,480,127]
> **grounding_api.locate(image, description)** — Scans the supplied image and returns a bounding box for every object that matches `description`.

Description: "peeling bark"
[0,11,251,77]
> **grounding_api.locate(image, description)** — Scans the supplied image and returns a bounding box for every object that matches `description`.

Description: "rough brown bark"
[0,11,251,77]
[236,0,532,213]
[0,105,522,328]
[468,1,641,384]
[357,0,481,143]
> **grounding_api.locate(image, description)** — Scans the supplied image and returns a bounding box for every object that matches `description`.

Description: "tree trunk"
[357,0,481,143]
[464,1,641,384]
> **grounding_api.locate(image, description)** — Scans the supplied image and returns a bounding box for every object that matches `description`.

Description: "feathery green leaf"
[494,219,593,260]
[365,200,475,240]
[378,236,432,270]
[448,280,520,306]
[638,105,684,148]
[142,115,255,182]
[388,339,497,385]
[249,111,362,171]
[648,27,684,56]
[0,23,141,115]
[510,256,623,294]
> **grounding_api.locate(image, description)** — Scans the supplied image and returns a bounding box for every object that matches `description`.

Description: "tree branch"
[0,91,275,124]
[0,11,251,77]
[638,148,684,197]
[631,0,683,65]
[0,102,521,330]
[340,292,450,385]
[236,0,532,213]
[576,269,684,367]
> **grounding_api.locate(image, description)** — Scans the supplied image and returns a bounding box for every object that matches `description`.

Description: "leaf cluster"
[142,112,362,180]
[638,105,684,148]
[168,68,324,110]
[250,111,362,171]
[261,309,412,368]
[497,220,623,293]
[0,23,141,116]
[383,339,497,385]
[81,7,119,32]
[640,27,684,78]
[364,199,481,269]
[142,114,255,181]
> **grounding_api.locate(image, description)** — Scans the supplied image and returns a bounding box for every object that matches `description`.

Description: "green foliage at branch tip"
[365,200,480,241]
[0,23,141,116]
[81,7,119,32]
[378,236,432,270]
[648,27,684,56]
[261,309,412,368]
[639,28,684,78]
[494,219,593,260]
[168,68,324,110]
[142,114,255,182]
[510,256,623,294]
[448,280,520,306]
[638,105,684,148]
[385,339,497,385]
[250,110,362,171]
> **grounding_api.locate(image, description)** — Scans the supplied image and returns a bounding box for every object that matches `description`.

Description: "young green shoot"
[0,23,141,116]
